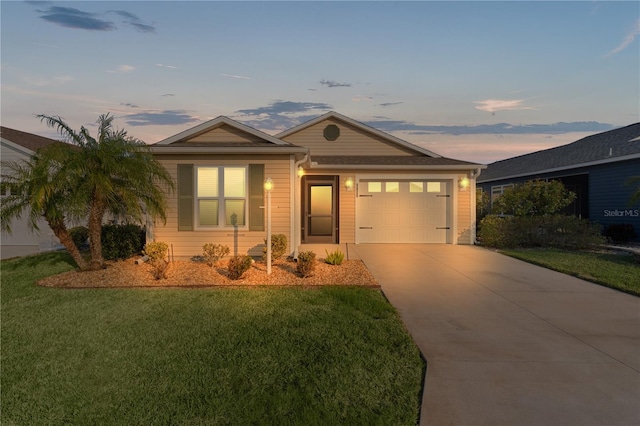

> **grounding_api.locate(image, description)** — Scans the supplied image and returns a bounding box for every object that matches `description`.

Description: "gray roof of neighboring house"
[478,123,640,183]
[1,126,60,153]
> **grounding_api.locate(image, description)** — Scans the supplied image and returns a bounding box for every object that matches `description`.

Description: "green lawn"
[1,252,424,425]
[501,248,640,296]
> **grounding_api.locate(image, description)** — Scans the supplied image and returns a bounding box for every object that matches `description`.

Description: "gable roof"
[154,115,290,146]
[478,123,640,183]
[275,111,442,158]
[1,126,60,155]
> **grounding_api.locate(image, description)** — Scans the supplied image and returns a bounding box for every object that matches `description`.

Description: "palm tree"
[37,113,174,270]
[1,151,89,269]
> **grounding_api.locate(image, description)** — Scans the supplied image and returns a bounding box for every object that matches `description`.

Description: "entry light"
[297,166,304,178]
[458,176,470,191]
[344,177,354,191]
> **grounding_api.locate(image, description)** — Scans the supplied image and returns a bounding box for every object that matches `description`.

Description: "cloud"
[32,4,156,32]
[156,64,179,69]
[474,99,537,113]
[364,120,614,135]
[107,65,135,73]
[124,110,200,126]
[236,100,332,116]
[36,5,116,30]
[221,73,251,80]
[108,10,155,32]
[352,96,373,102]
[605,18,640,57]
[21,74,74,87]
[235,100,332,131]
[378,102,404,107]
[120,102,139,108]
[161,93,175,97]
[319,79,351,88]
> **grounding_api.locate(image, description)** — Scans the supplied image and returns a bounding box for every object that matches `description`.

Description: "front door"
[302,176,338,243]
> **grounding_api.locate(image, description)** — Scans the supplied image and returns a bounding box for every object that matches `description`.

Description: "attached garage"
[356,179,452,243]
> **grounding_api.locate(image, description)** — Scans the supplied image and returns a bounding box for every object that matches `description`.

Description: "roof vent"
[609,147,613,156]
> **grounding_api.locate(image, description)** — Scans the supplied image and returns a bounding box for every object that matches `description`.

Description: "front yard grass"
[501,248,640,296]
[1,251,424,425]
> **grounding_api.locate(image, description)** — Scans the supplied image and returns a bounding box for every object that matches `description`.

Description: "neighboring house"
[478,123,640,240]
[0,127,63,259]
[150,111,485,259]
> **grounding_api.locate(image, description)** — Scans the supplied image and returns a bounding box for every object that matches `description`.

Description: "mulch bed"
[37,257,379,288]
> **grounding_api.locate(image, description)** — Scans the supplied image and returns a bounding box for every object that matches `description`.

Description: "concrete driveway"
[349,244,640,426]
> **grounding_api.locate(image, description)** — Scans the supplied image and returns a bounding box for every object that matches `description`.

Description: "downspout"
[471,167,482,244]
[292,152,310,259]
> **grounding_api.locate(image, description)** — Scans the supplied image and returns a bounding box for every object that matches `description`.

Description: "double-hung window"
[196,166,247,228]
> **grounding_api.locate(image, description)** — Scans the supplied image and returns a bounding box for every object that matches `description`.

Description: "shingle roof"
[1,126,60,153]
[478,123,640,182]
[312,155,482,167]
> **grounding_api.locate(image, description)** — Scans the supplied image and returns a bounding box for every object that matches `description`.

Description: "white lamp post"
[264,177,273,275]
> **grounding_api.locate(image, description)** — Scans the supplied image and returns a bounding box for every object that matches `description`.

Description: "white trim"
[479,153,640,184]
[155,115,290,146]
[309,163,485,171]
[1,138,36,157]
[150,146,308,154]
[275,111,443,158]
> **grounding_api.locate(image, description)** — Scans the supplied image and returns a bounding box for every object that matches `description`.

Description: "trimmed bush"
[69,226,89,249]
[324,249,345,266]
[478,214,604,249]
[604,223,638,244]
[262,234,288,261]
[202,243,230,267]
[144,241,169,280]
[228,255,253,280]
[101,224,145,260]
[297,251,316,278]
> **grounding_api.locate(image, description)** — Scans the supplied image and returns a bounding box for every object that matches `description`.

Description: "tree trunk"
[87,198,106,270]
[47,219,88,270]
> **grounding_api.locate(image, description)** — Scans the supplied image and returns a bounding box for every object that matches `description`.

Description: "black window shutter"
[249,164,265,231]
[177,164,194,231]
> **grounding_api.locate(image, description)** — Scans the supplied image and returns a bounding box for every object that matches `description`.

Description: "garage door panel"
[357,179,451,243]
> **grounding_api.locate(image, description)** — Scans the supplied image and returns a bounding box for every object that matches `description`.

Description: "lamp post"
[264,177,273,275]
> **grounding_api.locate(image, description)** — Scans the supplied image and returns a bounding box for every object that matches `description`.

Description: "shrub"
[101,224,145,260]
[202,243,230,267]
[69,226,89,249]
[478,214,604,249]
[492,180,576,217]
[262,234,288,261]
[144,241,169,280]
[604,223,638,244]
[324,249,345,265]
[227,255,253,280]
[297,251,316,278]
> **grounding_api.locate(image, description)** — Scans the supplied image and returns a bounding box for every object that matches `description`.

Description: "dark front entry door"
[303,176,338,243]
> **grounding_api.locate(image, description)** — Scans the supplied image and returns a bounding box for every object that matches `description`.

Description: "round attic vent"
[323,124,340,141]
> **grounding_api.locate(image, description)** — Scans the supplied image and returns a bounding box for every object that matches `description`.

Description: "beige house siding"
[281,117,416,156]
[188,123,264,143]
[153,154,293,259]
[1,141,61,259]
[456,178,473,244]
[303,169,475,245]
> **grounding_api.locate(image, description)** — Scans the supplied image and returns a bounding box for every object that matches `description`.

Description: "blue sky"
[1,1,638,163]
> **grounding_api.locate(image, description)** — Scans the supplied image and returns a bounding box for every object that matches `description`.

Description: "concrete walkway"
[350,244,640,426]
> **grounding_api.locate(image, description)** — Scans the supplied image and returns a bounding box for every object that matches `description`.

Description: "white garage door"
[356,179,451,243]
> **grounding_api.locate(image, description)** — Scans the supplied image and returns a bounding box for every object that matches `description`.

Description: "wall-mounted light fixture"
[344,176,354,191]
[458,176,470,191]
[264,177,273,274]
[297,166,304,178]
